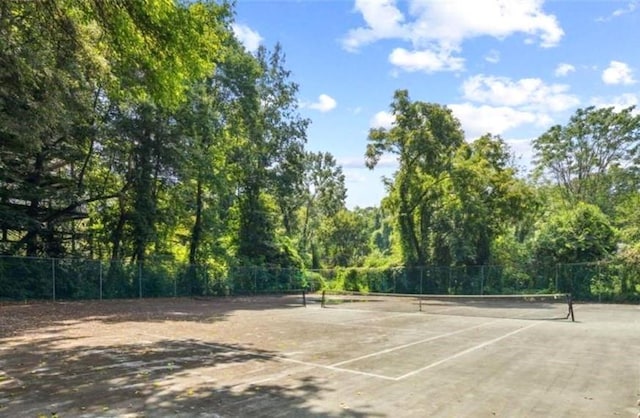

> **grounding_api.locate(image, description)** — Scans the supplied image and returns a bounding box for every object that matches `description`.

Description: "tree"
[533,202,616,265]
[298,151,347,264]
[0,0,103,255]
[432,135,536,266]
[365,90,464,266]
[173,34,261,266]
[533,106,640,210]
[0,0,231,257]
[318,210,370,267]
[235,44,309,266]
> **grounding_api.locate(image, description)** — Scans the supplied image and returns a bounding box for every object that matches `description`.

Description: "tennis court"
[0,295,638,417]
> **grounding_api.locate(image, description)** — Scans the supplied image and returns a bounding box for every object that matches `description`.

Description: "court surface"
[0,295,639,417]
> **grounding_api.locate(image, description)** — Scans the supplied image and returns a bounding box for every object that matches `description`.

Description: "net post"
[566,293,575,322]
[419,297,422,312]
[321,290,326,308]
[302,289,306,307]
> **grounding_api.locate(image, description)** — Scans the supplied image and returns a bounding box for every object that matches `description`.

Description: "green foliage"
[367,90,464,266]
[432,135,536,266]
[3,9,640,310]
[533,105,640,211]
[296,151,347,261]
[533,202,617,264]
[318,209,370,267]
[301,270,326,292]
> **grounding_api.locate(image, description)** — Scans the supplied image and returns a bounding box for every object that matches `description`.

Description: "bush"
[302,271,325,292]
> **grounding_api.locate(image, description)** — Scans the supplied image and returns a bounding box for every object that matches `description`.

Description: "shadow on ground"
[0,335,379,417]
[0,296,304,336]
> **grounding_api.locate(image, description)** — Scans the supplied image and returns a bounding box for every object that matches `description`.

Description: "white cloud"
[370,111,395,129]
[307,94,337,112]
[462,74,579,112]
[342,0,408,52]
[504,137,536,172]
[554,63,575,77]
[591,93,639,112]
[484,49,500,64]
[602,61,636,85]
[389,48,464,72]
[448,103,546,138]
[449,73,580,138]
[232,23,263,53]
[406,0,563,48]
[597,1,638,22]
[343,0,563,73]
[339,155,397,169]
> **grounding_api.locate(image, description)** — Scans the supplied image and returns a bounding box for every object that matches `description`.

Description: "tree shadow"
[0,295,306,337]
[0,335,382,417]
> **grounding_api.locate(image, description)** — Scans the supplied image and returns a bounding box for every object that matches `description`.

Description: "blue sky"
[232,0,640,209]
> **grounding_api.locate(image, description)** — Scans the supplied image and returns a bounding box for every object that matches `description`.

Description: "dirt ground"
[0,296,639,417]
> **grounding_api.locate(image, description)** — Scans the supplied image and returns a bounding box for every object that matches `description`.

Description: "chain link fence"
[307,262,639,302]
[0,256,638,302]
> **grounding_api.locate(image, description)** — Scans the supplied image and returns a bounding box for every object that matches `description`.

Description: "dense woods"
[1,1,639,300]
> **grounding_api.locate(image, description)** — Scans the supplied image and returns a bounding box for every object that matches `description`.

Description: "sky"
[232,0,640,209]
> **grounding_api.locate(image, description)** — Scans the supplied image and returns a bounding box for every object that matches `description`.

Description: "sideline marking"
[330,319,501,367]
[395,321,541,380]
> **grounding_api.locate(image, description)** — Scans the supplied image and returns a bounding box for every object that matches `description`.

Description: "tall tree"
[432,135,536,266]
[366,90,464,266]
[0,0,231,257]
[235,44,309,266]
[298,151,347,263]
[0,0,101,255]
[533,105,640,211]
[174,35,261,266]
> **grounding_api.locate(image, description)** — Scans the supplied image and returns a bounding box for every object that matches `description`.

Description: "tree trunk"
[189,177,204,265]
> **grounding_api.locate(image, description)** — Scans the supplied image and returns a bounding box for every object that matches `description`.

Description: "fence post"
[52,258,56,302]
[253,267,257,294]
[99,261,103,300]
[480,265,484,296]
[419,267,423,295]
[138,262,142,299]
[597,262,601,303]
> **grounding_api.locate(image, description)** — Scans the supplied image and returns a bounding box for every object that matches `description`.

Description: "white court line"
[330,319,501,367]
[140,332,398,381]
[394,321,541,380]
[139,321,541,383]
[281,357,397,381]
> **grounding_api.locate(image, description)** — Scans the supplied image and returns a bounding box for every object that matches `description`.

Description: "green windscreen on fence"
[0,256,637,302]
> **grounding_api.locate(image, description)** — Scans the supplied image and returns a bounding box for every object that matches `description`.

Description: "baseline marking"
[395,321,541,380]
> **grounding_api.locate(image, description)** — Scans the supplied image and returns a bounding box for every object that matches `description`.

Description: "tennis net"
[314,291,574,321]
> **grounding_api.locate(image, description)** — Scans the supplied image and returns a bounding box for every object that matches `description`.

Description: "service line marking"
[395,321,541,380]
[329,319,502,368]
